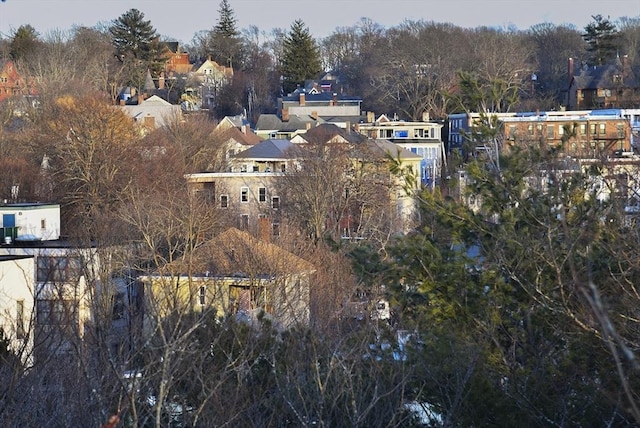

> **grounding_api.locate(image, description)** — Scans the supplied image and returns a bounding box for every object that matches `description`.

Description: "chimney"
[299,92,306,106]
[258,217,270,242]
[568,57,574,83]
[241,124,247,134]
[119,99,125,106]
[422,111,430,122]
[332,92,337,105]
[306,122,312,130]
[282,108,289,122]
[345,121,351,134]
[158,72,165,90]
[366,111,375,123]
[311,111,318,120]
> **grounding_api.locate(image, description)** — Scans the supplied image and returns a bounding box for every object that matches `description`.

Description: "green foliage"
[281,19,322,94]
[9,24,40,61]
[208,0,243,68]
[583,14,621,65]
[109,8,164,87]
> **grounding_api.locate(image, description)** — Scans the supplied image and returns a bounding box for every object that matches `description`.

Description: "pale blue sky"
[0,0,638,44]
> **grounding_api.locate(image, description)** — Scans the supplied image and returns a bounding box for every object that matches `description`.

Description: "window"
[580,124,587,135]
[272,222,280,236]
[272,196,280,209]
[220,194,228,208]
[240,187,249,203]
[40,219,46,229]
[36,299,77,325]
[199,286,206,306]
[527,124,534,136]
[37,256,82,283]
[508,125,516,140]
[16,300,25,339]
[259,187,267,202]
[546,125,554,139]
[112,293,125,320]
[599,123,606,135]
[240,214,249,230]
[590,123,597,135]
[617,124,625,138]
[558,125,565,136]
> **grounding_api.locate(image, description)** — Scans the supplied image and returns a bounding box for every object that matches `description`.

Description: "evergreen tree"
[281,19,322,95]
[208,0,243,69]
[583,14,621,65]
[109,8,164,88]
[9,24,41,61]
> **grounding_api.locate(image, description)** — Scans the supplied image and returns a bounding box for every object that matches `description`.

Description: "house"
[254,113,327,140]
[211,115,263,162]
[188,124,422,237]
[277,88,362,123]
[0,59,37,103]
[355,113,446,187]
[141,228,315,328]
[0,203,117,361]
[160,42,193,75]
[187,139,293,236]
[566,55,640,110]
[0,254,35,365]
[187,58,234,110]
[120,94,183,131]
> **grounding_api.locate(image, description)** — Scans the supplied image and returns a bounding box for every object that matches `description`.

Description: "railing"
[0,227,19,243]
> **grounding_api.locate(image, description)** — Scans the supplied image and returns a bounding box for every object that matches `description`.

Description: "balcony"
[1,226,19,243]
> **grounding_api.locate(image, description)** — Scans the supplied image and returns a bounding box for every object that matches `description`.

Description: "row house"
[449,109,640,159]
[500,110,632,158]
[355,112,445,187]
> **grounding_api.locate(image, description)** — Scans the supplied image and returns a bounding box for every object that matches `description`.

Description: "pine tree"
[583,14,620,65]
[110,8,164,87]
[281,19,322,95]
[214,0,238,38]
[208,0,243,68]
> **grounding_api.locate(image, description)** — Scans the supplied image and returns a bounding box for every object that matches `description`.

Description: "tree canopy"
[280,19,322,95]
[583,14,621,65]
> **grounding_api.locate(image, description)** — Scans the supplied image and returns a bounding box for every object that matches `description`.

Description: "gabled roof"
[366,139,423,161]
[214,126,262,146]
[217,114,251,130]
[571,58,639,90]
[234,139,295,160]
[295,123,366,144]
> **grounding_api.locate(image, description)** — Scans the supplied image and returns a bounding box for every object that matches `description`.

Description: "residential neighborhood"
[1,3,640,427]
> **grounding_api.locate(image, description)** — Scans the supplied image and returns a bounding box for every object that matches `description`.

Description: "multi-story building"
[356,113,445,186]
[0,203,123,361]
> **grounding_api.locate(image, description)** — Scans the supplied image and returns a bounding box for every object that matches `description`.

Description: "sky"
[0,0,639,44]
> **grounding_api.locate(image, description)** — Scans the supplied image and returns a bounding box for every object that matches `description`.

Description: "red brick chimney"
[282,108,289,122]
[299,92,306,106]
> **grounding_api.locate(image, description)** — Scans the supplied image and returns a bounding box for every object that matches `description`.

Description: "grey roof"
[367,139,423,161]
[255,113,325,132]
[234,139,295,160]
[283,90,362,103]
[572,58,639,90]
[299,123,366,144]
